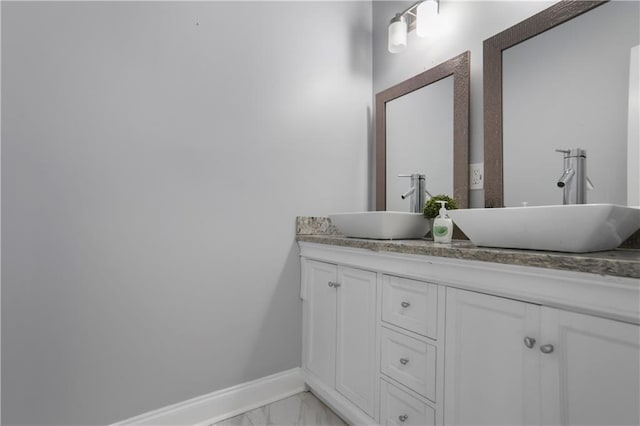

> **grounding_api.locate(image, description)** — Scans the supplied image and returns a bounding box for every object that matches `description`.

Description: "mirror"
[386,76,454,211]
[483,0,640,208]
[376,51,470,211]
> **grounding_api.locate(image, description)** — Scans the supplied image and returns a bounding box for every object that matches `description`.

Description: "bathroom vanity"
[297,229,640,426]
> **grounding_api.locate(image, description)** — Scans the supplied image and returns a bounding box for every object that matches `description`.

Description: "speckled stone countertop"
[296,217,640,279]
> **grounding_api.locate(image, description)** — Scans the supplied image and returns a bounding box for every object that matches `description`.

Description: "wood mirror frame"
[376,51,470,211]
[483,0,607,208]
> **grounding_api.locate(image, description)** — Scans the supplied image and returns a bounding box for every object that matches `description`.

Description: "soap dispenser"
[433,201,453,243]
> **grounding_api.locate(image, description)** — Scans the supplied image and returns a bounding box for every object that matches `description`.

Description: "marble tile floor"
[212,391,348,426]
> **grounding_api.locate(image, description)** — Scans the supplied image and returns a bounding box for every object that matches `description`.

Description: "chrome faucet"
[555,148,593,204]
[398,173,433,213]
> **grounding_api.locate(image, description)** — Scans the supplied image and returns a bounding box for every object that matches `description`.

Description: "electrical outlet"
[470,163,483,190]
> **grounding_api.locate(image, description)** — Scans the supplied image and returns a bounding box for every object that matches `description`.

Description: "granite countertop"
[296,217,640,279]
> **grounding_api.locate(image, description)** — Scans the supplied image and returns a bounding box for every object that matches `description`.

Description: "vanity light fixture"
[388,14,408,53]
[416,0,439,38]
[388,0,440,53]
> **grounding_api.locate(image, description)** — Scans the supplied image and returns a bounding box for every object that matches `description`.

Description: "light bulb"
[388,15,407,53]
[416,0,439,38]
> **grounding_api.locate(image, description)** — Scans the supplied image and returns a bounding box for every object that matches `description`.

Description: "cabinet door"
[540,308,640,426]
[336,266,377,417]
[444,288,541,426]
[302,260,337,387]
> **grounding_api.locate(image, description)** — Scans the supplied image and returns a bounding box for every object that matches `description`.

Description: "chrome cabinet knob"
[398,414,408,422]
[399,358,409,365]
[540,344,555,354]
[523,337,536,349]
[401,301,411,308]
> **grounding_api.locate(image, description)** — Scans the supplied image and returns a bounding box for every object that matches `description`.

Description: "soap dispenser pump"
[433,201,453,243]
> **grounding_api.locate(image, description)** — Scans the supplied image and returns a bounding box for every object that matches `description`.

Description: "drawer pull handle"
[328,281,341,288]
[398,414,408,422]
[523,337,536,349]
[401,301,411,308]
[399,358,409,365]
[540,344,555,354]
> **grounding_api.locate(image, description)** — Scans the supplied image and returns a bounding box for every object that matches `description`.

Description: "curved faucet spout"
[555,148,590,204]
[557,169,575,188]
[401,187,416,200]
[398,173,426,213]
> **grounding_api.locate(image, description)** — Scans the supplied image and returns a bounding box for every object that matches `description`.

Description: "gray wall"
[372,1,554,207]
[1,2,371,425]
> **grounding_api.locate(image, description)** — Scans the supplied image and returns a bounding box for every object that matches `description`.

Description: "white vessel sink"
[328,211,430,240]
[448,204,640,253]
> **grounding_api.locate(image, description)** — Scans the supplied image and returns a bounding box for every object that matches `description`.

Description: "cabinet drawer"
[381,327,437,402]
[382,275,438,339]
[380,379,435,426]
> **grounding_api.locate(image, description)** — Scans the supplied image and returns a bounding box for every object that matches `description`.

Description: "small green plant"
[423,194,458,219]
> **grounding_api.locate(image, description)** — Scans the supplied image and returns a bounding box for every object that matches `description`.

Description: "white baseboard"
[111,367,306,426]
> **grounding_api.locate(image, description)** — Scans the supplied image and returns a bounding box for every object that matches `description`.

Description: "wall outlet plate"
[470,163,483,190]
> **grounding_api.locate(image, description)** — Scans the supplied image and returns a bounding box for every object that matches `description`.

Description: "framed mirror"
[483,0,639,208]
[376,51,470,211]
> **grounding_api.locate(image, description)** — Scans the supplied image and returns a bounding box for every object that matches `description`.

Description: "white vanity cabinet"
[445,288,640,426]
[298,241,640,426]
[301,259,377,422]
